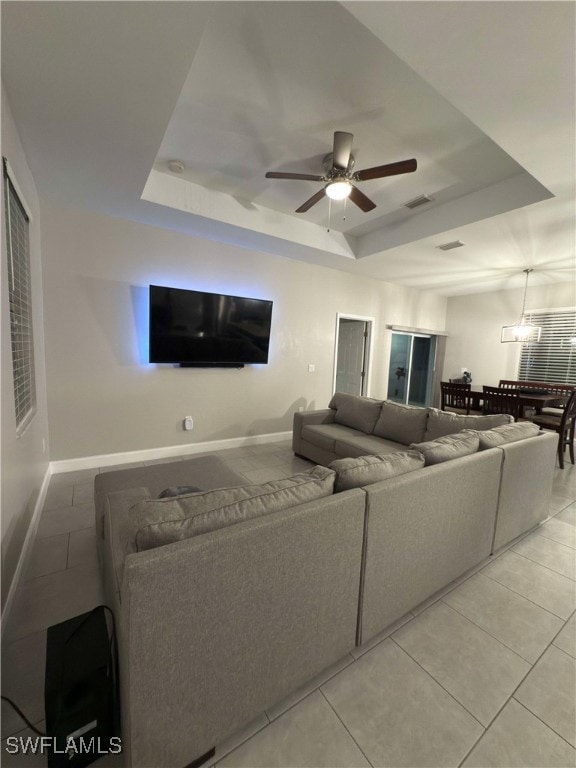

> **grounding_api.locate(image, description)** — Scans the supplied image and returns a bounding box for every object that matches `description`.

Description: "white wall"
[1,88,50,609]
[40,202,447,461]
[444,282,575,385]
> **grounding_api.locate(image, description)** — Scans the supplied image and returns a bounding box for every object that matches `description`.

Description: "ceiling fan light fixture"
[325,180,352,200]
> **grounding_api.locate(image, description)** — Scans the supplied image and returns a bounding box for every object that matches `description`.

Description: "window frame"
[3,156,37,436]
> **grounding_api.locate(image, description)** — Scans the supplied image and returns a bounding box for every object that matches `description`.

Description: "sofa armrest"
[119,491,365,768]
[292,409,335,454]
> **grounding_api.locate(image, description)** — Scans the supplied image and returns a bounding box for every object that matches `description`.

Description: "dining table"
[467,386,568,416]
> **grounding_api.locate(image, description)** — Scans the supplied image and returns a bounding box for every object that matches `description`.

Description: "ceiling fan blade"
[348,185,377,212]
[265,171,324,181]
[332,131,354,171]
[354,158,417,181]
[295,188,326,213]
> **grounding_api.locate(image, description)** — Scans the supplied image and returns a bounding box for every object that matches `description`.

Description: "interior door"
[335,318,369,396]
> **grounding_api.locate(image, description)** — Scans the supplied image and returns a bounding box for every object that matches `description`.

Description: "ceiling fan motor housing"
[323,152,355,176]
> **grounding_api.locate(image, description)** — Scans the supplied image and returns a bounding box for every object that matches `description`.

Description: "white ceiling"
[1,1,575,297]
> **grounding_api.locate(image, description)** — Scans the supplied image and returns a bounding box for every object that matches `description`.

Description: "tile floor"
[2,441,575,767]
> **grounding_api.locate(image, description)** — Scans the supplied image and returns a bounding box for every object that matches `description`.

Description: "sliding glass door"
[387,332,437,406]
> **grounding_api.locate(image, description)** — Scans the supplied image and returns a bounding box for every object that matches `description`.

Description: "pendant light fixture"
[501,268,542,343]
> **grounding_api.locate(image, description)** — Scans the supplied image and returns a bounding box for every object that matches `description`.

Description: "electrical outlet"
[183,416,194,431]
[308,364,315,373]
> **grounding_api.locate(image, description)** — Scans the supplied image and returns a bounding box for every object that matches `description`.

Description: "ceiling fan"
[265,131,417,213]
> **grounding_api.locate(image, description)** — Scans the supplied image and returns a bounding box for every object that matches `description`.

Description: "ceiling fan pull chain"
[327,196,332,232]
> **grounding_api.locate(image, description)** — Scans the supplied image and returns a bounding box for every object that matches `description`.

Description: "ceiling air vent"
[404,194,433,209]
[437,240,465,251]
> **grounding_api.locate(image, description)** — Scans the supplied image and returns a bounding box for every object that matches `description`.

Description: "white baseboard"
[1,464,52,638]
[50,430,293,474]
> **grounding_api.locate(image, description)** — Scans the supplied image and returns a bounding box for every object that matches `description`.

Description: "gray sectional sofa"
[95,394,557,768]
[292,391,521,464]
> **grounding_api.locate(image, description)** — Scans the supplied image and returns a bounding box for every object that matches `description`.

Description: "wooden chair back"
[532,390,576,468]
[441,382,471,414]
[499,380,576,398]
[482,385,521,421]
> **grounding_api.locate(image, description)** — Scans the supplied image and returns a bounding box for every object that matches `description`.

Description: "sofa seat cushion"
[330,451,425,492]
[329,392,383,434]
[463,422,540,449]
[373,400,429,445]
[302,423,360,452]
[335,433,405,458]
[121,466,336,554]
[411,432,480,465]
[425,409,514,441]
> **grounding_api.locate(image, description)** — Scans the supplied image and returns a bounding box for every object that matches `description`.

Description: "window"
[3,157,36,433]
[518,308,576,384]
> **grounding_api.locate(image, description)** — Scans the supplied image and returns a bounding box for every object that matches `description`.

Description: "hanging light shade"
[501,268,542,343]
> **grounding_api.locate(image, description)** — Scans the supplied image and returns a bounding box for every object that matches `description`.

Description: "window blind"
[518,308,576,384]
[3,158,36,433]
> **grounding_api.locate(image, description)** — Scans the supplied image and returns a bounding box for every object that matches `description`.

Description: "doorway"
[387,331,437,406]
[333,315,373,396]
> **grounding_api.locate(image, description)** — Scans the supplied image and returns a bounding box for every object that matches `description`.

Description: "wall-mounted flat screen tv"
[149,285,273,367]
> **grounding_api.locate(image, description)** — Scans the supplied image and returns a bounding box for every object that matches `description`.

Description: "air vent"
[404,194,433,209]
[437,240,465,251]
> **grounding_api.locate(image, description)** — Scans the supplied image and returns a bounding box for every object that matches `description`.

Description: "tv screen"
[149,285,273,366]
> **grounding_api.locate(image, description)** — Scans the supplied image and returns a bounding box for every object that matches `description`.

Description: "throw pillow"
[462,422,540,450]
[329,451,425,492]
[373,400,429,445]
[329,392,383,434]
[410,432,480,466]
[127,466,335,553]
[425,408,514,441]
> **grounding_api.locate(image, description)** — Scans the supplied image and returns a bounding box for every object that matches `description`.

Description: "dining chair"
[532,390,576,469]
[541,384,576,416]
[482,385,521,421]
[441,381,471,414]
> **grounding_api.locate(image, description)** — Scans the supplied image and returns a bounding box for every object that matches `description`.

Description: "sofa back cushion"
[329,451,425,492]
[329,392,383,434]
[411,432,480,466]
[373,400,429,445]
[463,422,540,449]
[126,466,335,553]
[425,409,513,441]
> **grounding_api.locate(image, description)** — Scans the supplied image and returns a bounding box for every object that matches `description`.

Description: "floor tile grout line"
[509,547,576,583]
[511,697,576,751]
[530,530,576,553]
[388,636,487,731]
[318,688,375,768]
[264,655,356,724]
[457,611,576,766]
[535,529,576,550]
[465,606,576,756]
[438,595,559,667]
[471,567,574,621]
[551,637,576,661]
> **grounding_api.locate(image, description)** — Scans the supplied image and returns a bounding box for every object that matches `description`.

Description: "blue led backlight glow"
[130,284,153,365]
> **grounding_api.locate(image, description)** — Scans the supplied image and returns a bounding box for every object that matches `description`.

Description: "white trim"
[333,313,375,397]
[3,157,33,222]
[1,464,52,638]
[387,324,448,336]
[50,430,293,474]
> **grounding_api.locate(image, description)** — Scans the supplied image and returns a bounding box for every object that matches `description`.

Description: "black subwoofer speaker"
[45,606,120,767]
